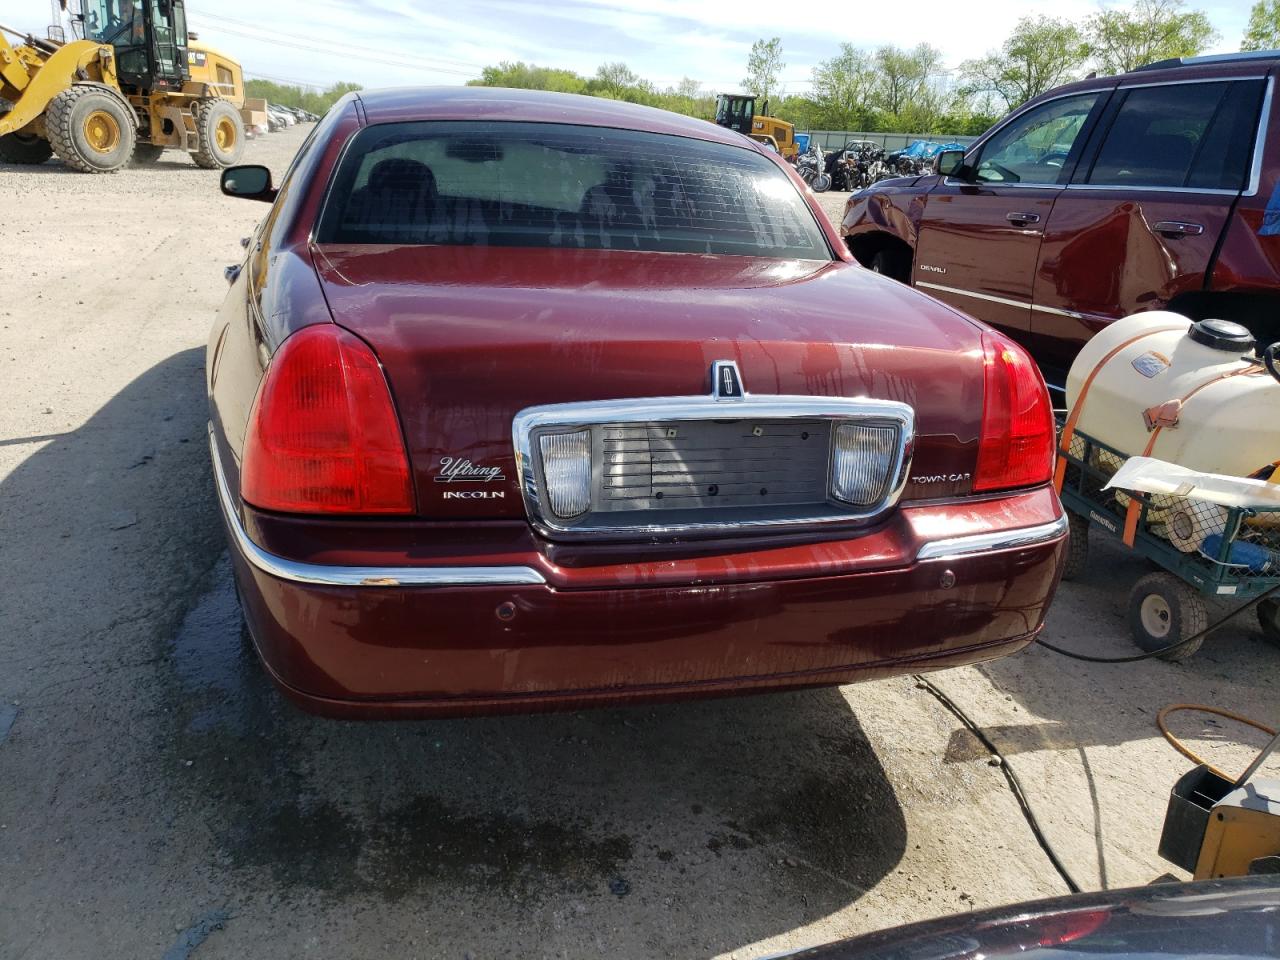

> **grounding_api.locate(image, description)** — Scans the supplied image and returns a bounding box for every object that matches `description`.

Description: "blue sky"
[2,0,1255,93]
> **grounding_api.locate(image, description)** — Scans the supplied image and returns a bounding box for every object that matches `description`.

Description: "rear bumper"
[213,436,1067,718]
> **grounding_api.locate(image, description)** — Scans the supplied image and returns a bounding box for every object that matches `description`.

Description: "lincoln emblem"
[712,360,744,400]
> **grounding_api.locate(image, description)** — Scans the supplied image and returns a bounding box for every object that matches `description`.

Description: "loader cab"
[714,94,755,136]
[78,0,189,92]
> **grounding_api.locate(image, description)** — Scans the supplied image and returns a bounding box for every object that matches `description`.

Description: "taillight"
[974,330,1054,492]
[241,324,414,515]
[1030,909,1109,947]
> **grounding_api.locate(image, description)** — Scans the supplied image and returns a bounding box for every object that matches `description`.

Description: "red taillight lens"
[974,330,1054,492]
[241,324,414,515]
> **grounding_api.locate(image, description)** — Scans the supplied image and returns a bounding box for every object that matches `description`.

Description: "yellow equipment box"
[1160,733,1280,879]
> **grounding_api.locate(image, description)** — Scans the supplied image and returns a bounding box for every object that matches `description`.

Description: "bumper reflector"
[831,422,897,506]
[539,430,592,518]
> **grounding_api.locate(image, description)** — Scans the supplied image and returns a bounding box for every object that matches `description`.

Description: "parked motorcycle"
[823,142,858,192]
[797,142,831,192]
[833,140,885,191]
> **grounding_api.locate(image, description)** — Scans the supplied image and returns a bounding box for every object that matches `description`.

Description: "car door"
[912,91,1110,342]
[1030,77,1269,374]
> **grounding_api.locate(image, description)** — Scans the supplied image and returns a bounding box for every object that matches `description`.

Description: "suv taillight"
[974,330,1054,492]
[241,324,414,514]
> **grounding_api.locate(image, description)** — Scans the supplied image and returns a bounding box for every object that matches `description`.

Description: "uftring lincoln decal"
[436,456,507,498]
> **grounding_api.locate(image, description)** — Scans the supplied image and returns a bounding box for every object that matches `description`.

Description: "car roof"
[1007,53,1278,121]
[1135,49,1280,72]
[353,86,751,148]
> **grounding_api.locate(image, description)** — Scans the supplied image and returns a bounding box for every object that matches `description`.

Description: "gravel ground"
[0,129,1276,960]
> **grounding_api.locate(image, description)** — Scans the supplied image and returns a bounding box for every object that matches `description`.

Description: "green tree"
[675,77,702,100]
[1242,1,1280,50]
[775,95,821,131]
[1086,0,1218,73]
[468,61,586,94]
[743,37,785,100]
[872,44,944,126]
[961,16,1089,110]
[468,60,716,116]
[810,43,877,130]
[243,80,361,115]
[591,62,642,99]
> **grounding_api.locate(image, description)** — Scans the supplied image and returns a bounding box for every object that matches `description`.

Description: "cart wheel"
[1257,598,1280,649]
[1128,572,1207,660]
[1061,513,1089,582]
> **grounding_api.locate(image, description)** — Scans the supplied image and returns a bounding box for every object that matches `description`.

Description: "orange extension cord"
[1157,704,1278,782]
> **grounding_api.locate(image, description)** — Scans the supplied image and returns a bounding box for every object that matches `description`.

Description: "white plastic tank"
[1064,311,1280,478]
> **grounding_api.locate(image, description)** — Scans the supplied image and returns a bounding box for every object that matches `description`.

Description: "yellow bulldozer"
[0,1,245,172]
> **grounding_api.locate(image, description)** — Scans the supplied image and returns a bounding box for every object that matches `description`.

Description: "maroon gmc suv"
[841,50,1280,385]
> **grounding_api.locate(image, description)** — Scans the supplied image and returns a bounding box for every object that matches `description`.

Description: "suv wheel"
[868,246,910,283]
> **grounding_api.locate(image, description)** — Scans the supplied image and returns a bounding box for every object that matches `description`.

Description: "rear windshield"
[316,121,830,259]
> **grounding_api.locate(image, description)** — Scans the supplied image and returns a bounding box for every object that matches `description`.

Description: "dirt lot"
[0,127,1277,960]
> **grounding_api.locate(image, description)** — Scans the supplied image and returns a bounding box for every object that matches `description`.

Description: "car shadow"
[1,347,908,953]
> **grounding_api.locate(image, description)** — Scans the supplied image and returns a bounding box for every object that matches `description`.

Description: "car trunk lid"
[312,244,986,521]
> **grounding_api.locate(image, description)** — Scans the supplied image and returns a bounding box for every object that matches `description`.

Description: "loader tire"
[191,99,244,169]
[130,143,166,164]
[0,132,54,165]
[46,85,136,173]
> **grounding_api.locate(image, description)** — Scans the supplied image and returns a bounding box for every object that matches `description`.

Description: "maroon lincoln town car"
[207,87,1067,719]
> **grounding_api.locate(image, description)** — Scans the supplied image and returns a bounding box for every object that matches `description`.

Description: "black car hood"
[782,877,1280,960]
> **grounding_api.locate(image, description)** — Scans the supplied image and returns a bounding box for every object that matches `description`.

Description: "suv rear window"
[317,121,830,259]
[1084,80,1265,190]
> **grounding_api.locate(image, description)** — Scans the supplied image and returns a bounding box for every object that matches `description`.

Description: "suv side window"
[1084,81,1265,190]
[973,94,1099,185]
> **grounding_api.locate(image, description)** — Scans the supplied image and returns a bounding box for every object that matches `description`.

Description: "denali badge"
[435,456,506,483]
[711,360,745,401]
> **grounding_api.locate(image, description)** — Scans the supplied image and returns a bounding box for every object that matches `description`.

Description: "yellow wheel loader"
[713,93,798,161]
[0,1,245,172]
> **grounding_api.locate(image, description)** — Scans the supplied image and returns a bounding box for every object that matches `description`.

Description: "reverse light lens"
[241,324,414,515]
[539,430,591,518]
[974,330,1054,492]
[830,422,897,506]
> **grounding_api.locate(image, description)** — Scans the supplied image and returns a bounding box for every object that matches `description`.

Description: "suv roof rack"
[1134,49,1280,72]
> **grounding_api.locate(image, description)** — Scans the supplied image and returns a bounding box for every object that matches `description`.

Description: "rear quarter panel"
[207,99,363,483]
[1213,77,1280,294]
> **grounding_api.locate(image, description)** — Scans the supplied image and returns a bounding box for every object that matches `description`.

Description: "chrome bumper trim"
[916,515,1068,562]
[915,281,1112,325]
[513,393,915,541]
[208,427,547,588]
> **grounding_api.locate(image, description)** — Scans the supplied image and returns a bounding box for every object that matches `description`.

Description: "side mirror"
[221,165,276,203]
[935,149,967,178]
